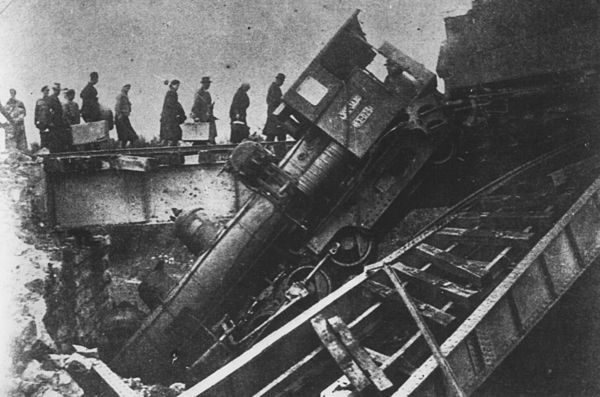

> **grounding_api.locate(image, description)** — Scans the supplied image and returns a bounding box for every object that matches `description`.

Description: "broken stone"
[34,388,63,397]
[53,370,84,397]
[146,384,180,397]
[23,340,55,363]
[25,278,45,295]
[11,316,38,362]
[18,379,42,395]
[21,359,55,383]
[170,382,186,393]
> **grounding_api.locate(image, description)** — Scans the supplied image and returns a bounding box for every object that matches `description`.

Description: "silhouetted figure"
[160,79,186,146]
[34,85,50,149]
[4,88,27,151]
[263,73,286,140]
[114,84,139,148]
[62,89,80,126]
[80,71,101,122]
[191,76,217,144]
[229,83,251,143]
[47,83,71,152]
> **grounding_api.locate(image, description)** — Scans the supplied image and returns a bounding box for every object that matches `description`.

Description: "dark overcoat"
[80,82,101,122]
[160,89,186,141]
[229,89,250,123]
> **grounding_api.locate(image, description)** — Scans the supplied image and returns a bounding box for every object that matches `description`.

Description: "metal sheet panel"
[542,231,580,294]
[50,171,146,226]
[48,165,250,228]
[511,260,553,329]
[316,69,406,158]
[283,62,343,123]
[568,200,600,263]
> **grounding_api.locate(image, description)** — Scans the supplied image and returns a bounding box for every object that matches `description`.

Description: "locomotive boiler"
[109,11,454,383]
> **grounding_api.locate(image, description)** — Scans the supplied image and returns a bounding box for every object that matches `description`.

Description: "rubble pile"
[12,355,84,397]
[0,152,73,396]
[1,152,188,396]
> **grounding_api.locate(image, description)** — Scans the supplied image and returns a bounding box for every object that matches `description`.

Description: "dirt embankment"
[3,152,193,396]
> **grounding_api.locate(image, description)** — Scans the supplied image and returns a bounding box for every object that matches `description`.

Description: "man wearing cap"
[47,83,71,152]
[62,89,80,126]
[4,89,28,151]
[80,71,101,122]
[35,86,51,149]
[115,84,138,148]
[191,76,217,144]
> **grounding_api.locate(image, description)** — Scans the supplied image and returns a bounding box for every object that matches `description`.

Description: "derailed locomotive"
[109,11,454,383]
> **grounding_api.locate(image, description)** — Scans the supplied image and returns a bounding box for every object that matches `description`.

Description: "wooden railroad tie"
[311,314,393,392]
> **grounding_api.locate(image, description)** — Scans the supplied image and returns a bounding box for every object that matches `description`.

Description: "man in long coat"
[229,83,250,143]
[160,79,186,146]
[34,86,51,150]
[191,76,217,144]
[264,72,287,157]
[47,83,71,152]
[80,71,101,122]
[115,84,138,148]
[263,73,286,139]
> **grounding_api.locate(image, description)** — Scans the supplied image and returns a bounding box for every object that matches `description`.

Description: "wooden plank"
[436,227,534,248]
[416,243,489,286]
[391,261,479,306]
[254,303,383,397]
[455,210,554,229]
[485,246,513,275]
[383,266,466,397]
[364,280,456,326]
[66,354,137,397]
[328,316,394,391]
[479,192,553,211]
[311,314,371,392]
[364,347,390,365]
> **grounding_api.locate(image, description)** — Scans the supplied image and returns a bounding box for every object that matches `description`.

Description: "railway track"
[178,137,600,396]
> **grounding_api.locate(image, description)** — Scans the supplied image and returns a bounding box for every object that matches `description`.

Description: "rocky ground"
[1,151,190,396]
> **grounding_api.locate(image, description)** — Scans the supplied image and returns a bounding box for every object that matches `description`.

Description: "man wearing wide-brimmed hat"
[191,76,217,143]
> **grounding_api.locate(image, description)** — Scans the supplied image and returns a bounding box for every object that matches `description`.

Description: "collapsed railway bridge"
[18,0,600,396]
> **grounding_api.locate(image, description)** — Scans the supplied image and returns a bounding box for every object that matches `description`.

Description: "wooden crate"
[182,122,210,141]
[71,120,109,145]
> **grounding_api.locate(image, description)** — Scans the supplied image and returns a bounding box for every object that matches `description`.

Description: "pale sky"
[0,0,472,145]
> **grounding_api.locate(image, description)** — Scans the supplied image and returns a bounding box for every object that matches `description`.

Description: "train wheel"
[431,140,456,165]
[330,227,375,267]
[286,266,333,302]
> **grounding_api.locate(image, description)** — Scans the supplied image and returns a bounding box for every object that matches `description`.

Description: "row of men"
[159,73,287,146]
[32,72,137,152]
[4,71,288,153]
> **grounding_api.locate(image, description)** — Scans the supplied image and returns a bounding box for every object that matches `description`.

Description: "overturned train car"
[109,11,453,383]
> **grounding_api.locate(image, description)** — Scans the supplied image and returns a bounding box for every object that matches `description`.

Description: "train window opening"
[366,53,389,84]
